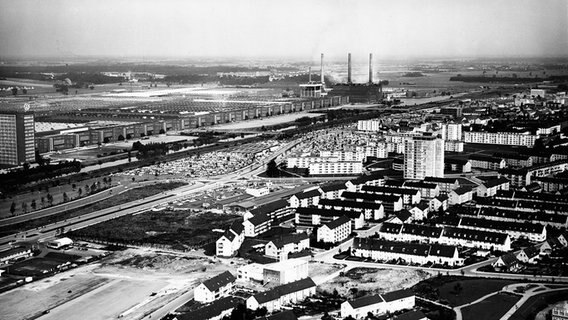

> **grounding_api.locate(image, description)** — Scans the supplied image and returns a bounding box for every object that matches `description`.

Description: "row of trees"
[0,161,82,192]
[8,178,111,216]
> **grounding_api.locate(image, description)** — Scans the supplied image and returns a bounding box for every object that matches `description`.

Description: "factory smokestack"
[369,53,373,84]
[308,67,312,82]
[320,53,324,84]
[347,53,352,84]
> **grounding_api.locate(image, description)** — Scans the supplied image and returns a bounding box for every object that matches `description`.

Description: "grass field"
[462,292,521,320]
[509,289,568,320]
[0,182,186,236]
[413,276,518,307]
[68,209,240,250]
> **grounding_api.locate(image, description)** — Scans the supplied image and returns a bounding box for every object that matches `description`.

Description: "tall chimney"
[347,53,352,84]
[308,67,312,82]
[369,53,373,84]
[320,53,324,84]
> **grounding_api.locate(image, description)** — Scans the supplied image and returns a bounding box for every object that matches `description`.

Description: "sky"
[0,0,567,60]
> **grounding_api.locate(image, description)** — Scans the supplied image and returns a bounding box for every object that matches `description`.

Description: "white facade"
[404,136,445,180]
[263,259,309,285]
[357,119,382,131]
[317,217,352,243]
[308,161,363,175]
[444,123,463,141]
[265,237,310,261]
[463,131,538,147]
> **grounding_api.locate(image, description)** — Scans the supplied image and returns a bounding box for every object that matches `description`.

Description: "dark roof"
[452,186,473,195]
[320,182,347,193]
[319,199,384,210]
[445,158,470,165]
[354,238,430,257]
[250,199,289,216]
[443,227,509,245]
[482,177,510,188]
[202,271,236,292]
[294,189,321,199]
[381,289,414,302]
[416,201,430,211]
[424,177,459,184]
[393,310,427,320]
[496,190,568,204]
[295,207,364,220]
[380,222,403,234]
[220,229,236,242]
[247,213,271,226]
[252,278,316,304]
[268,233,309,249]
[177,297,243,320]
[429,244,457,258]
[393,209,412,223]
[230,220,244,235]
[498,252,519,266]
[493,152,531,161]
[469,154,504,163]
[362,185,420,196]
[323,216,351,230]
[347,294,384,309]
[459,216,545,234]
[342,191,402,203]
[402,224,443,238]
[522,246,540,259]
[435,194,449,202]
[477,206,567,224]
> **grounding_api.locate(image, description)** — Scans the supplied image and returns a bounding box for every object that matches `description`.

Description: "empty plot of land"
[462,292,521,320]
[42,278,168,320]
[0,270,110,320]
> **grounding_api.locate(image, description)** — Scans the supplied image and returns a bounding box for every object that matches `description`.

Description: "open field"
[462,292,521,320]
[413,276,518,307]
[318,267,430,299]
[0,247,246,320]
[68,208,240,250]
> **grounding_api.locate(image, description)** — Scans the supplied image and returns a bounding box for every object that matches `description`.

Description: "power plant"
[329,52,383,103]
[300,53,383,103]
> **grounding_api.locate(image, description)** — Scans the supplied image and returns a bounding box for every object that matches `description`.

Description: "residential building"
[340,289,416,320]
[0,247,33,264]
[246,278,316,313]
[516,246,540,264]
[194,271,236,303]
[295,207,365,230]
[318,199,385,221]
[289,189,321,208]
[362,185,421,205]
[463,131,538,147]
[174,297,243,320]
[404,135,444,180]
[317,215,352,243]
[449,186,474,205]
[265,233,310,261]
[216,221,245,257]
[424,177,459,194]
[243,213,271,237]
[0,111,35,166]
[340,191,403,214]
[308,161,363,175]
[476,178,510,197]
[469,154,507,170]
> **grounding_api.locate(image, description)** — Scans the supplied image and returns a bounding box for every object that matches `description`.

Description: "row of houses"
[353,237,463,266]
[377,222,512,252]
[340,289,416,319]
[437,215,547,242]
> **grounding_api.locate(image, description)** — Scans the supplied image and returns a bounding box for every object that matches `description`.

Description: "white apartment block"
[404,136,444,180]
[445,140,464,152]
[309,161,363,175]
[463,131,538,147]
[287,156,339,169]
[443,123,463,141]
[357,119,382,131]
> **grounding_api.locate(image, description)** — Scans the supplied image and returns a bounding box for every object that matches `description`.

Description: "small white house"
[265,233,310,261]
[194,271,236,303]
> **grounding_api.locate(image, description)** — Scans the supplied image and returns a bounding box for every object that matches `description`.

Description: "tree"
[22,202,28,213]
[22,88,28,94]
[78,188,83,197]
[47,193,53,205]
[10,202,16,215]
[31,199,36,210]
[23,162,30,170]
[321,312,333,320]
[11,87,18,95]
[266,159,279,177]
[63,192,69,202]
[118,134,125,141]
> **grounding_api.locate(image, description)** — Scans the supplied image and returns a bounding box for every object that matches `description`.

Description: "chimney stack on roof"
[369,53,373,84]
[348,53,352,84]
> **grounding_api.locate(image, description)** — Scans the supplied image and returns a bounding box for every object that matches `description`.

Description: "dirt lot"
[318,267,430,299]
[0,248,246,320]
